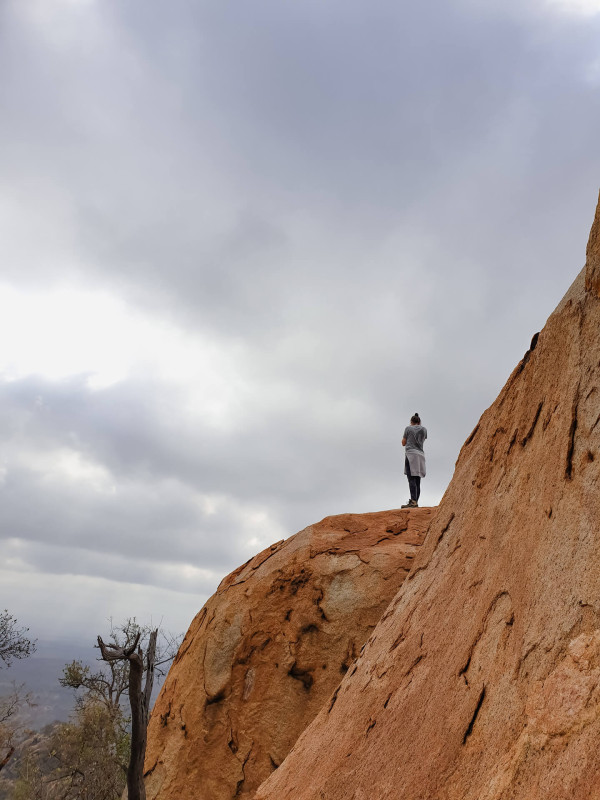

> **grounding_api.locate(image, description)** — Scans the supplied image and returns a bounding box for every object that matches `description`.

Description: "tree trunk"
[127,652,146,800]
[126,630,157,800]
[97,627,159,800]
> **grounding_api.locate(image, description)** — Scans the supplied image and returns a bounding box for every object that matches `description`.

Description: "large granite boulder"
[144,508,434,799]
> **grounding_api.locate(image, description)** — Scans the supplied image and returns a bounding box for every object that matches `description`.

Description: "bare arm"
[402,438,407,446]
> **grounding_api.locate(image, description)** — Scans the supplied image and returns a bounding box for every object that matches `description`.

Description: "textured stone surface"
[585,190,600,297]
[255,196,600,800]
[143,508,434,800]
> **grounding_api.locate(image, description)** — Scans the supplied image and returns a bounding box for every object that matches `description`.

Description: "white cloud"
[546,0,600,15]
[11,0,103,51]
[0,284,248,427]
[0,285,132,386]
[584,57,600,84]
[35,448,116,494]
[0,567,202,642]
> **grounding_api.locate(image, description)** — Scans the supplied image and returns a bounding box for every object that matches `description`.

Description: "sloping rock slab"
[256,196,600,800]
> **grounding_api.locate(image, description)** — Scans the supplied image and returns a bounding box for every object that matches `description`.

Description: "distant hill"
[0,639,92,729]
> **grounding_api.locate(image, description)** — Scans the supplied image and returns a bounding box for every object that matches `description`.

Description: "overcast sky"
[1,0,599,646]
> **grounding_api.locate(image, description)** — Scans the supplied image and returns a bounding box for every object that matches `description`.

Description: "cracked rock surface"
[255,195,600,800]
[143,507,434,800]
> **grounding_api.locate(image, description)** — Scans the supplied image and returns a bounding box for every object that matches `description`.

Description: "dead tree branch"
[98,628,158,800]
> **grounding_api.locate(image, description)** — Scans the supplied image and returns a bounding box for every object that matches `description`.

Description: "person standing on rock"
[401,413,427,508]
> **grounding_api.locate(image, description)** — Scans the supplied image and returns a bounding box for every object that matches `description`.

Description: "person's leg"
[415,476,421,501]
[405,457,418,502]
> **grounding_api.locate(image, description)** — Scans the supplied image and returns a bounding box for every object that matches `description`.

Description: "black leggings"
[405,457,421,502]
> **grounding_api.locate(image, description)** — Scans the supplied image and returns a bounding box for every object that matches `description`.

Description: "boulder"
[144,508,434,800]
[255,193,600,800]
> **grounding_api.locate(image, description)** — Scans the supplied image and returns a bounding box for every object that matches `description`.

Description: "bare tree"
[97,629,157,800]
[0,685,19,767]
[66,619,180,800]
[0,683,30,772]
[15,619,180,800]
[60,646,129,716]
[0,611,36,775]
[0,611,36,668]
[56,636,131,799]
[60,619,178,714]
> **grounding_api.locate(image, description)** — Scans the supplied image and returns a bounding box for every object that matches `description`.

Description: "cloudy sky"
[1,0,599,646]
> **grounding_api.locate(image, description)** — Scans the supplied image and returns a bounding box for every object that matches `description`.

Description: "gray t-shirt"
[404,425,427,453]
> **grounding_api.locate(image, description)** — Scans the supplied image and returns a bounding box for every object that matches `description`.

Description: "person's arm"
[402,437,407,446]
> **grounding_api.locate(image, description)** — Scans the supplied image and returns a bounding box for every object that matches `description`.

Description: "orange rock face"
[255,196,600,800]
[144,508,434,800]
[585,190,600,297]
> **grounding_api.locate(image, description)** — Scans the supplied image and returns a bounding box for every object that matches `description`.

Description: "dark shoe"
[401,499,418,508]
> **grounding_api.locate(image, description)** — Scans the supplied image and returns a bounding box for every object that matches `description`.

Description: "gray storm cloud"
[0,0,599,640]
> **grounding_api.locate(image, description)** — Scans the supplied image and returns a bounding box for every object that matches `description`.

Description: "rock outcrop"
[144,508,434,800]
[255,193,600,800]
